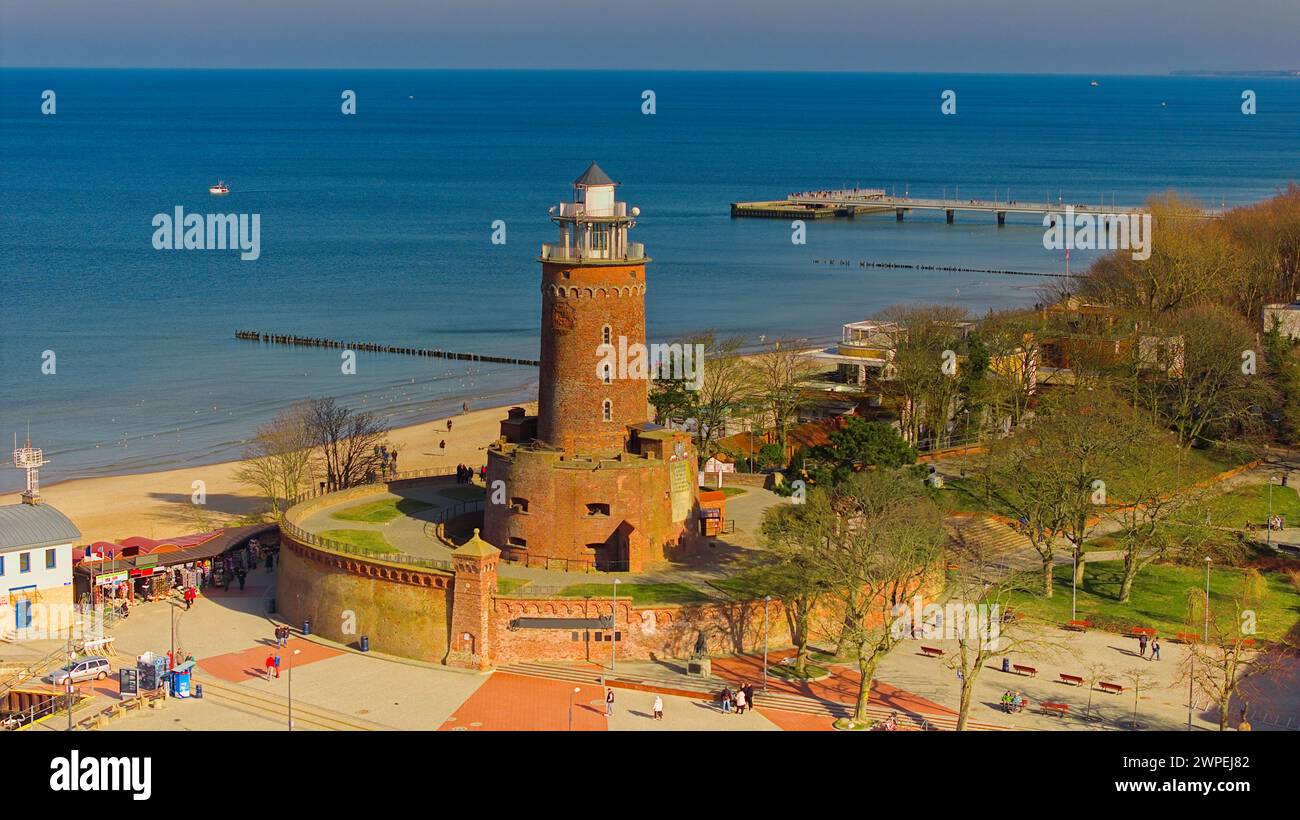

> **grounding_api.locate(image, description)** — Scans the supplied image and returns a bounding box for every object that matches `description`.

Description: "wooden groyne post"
[234,331,539,367]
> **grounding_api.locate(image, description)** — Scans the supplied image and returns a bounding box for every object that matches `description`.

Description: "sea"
[1,69,1297,491]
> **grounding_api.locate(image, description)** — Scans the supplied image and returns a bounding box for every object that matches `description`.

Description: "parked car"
[49,657,111,685]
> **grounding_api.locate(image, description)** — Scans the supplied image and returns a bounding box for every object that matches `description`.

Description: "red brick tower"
[537,162,649,455]
[483,165,698,573]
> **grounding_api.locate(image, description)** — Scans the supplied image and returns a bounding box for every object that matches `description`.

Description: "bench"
[1064,619,1093,632]
[920,646,945,658]
[1128,627,1157,639]
[1012,664,1038,677]
[1040,702,1070,717]
[1239,638,1257,648]
[1059,673,1085,687]
[1097,681,1124,695]
[1175,632,1199,644]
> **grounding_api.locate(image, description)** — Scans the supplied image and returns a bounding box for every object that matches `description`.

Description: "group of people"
[274,624,292,647]
[718,682,756,715]
[1000,690,1027,713]
[453,463,486,483]
[1138,633,1161,661]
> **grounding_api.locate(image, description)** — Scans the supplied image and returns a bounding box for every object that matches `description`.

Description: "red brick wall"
[537,261,649,455]
[483,446,695,569]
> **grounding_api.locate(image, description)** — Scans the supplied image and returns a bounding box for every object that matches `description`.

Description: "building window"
[570,632,580,641]
[0,556,5,575]
[602,324,612,345]
[601,363,612,385]
[594,632,603,642]
[510,497,529,513]
[20,552,30,573]
[602,399,612,421]
[586,503,611,517]
[45,549,56,570]
[506,536,527,548]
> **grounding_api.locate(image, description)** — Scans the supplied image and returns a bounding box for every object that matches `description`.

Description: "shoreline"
[0,402,532,545]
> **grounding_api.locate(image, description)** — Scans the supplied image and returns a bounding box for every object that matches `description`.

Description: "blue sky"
[2,0,1297,73]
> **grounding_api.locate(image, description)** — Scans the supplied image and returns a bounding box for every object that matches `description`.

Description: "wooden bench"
[1059,673,1085,687]
[1064,619,1093,632]
[920,646,945,658]
[1128,627,1157,639]
[1097,681,1124,695]
[1175,632,1200,644]
[1239,638,1257,648]
[1040,702,1070,717]
[1012,664,1038,677]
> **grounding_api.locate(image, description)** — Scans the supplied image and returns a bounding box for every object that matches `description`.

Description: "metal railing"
[2,691,81,731]
[282,519,453,572]
[498,551,630,574]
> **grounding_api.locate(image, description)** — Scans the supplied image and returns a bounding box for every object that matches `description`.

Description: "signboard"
[669,460,691,523]
[97,570,128,585]
[700,507,722,519]
[119,668,138,696]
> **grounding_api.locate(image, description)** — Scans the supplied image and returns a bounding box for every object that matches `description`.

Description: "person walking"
[447,419,453,432]
[237,569,246,591]
[743,683,755,711]
[439,439,446,453]
[734,687,747,716]
[273,653,281,679]
[264,654,276,681]
[1151,639,1161,661]
[720,687,732,714]
[1138,634,1148,658]
[652,695,664,721]
[605,689,615,717]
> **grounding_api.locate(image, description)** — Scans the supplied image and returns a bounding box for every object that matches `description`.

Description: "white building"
[0,500,81,639]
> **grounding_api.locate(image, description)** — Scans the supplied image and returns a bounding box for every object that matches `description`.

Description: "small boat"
[1090,80,1099,87]
[209,180,229,195]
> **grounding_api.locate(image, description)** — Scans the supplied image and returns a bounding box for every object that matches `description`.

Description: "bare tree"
[746,340,819,453]
[233,401,316,518]
[307,397,388,490]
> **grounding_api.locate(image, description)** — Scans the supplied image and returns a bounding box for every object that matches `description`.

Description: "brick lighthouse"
[483,164,698,573]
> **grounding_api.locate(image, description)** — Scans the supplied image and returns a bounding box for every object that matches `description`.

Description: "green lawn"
[440,485,485,502]
[331,497,433,523]
[559,582,711,604]
[318,529,397,554]
[719,486,747,497]
[1005,561,1299,642]
[497,577,531,595]
[1202,482,1300,529]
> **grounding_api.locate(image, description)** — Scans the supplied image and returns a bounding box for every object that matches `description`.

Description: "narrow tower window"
[602,324,612,345]
[602,399,612,422]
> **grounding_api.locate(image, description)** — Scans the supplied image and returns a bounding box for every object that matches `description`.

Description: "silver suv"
[49,657,111,685]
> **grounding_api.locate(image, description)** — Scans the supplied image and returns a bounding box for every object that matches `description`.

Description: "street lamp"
[568,686,581,731]
[1071,548,1078,622]
[1203,557,1212,643]
[288,648,301,730]
[762,595,772,693]
[611,578,620,673]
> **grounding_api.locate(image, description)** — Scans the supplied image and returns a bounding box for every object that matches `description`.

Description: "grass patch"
[559,582,711,605]
[719,486,747,497]
[1202,482,1300,529]
[1005,560,1300,641]
[317,529,397,554]
[770,662,830,680]
[440,485,485,502]
[331,497,433,523]
[497,577,530,595]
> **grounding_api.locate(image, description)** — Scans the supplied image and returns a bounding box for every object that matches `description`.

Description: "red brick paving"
[756,707,835,731]
[440,673,608,731]
[712,649,957,717]
[196,637,342,683]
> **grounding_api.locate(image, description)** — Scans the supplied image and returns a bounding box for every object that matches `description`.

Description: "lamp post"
[762,595,772,693]
[568,686,580,731]
[611,578,620,673]
[1203,557,1212,643]
[288,648,301,730]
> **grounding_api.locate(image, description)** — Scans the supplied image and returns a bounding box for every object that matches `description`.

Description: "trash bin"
[194,684,203,699]
[303,619,311,636]
[360,635,369,652]
[1001,657,1011,673]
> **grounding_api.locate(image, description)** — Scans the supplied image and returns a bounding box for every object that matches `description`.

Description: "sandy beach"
[0,402,533,545]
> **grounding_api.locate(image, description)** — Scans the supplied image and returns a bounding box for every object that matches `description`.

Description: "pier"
[732,188,1223,223]
[234,331,539,367]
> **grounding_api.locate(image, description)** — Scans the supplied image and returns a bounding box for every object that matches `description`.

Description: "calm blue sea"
[1,70,1297,491]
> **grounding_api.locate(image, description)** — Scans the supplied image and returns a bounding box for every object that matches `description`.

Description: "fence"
[281,519,453,572]
[499,552,630,574]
